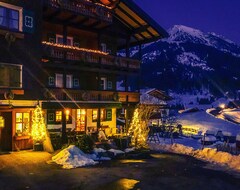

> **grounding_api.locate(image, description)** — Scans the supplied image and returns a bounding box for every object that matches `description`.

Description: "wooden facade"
[0,0,167,151]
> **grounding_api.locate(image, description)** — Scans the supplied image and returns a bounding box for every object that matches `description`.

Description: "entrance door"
[0,112,12,151]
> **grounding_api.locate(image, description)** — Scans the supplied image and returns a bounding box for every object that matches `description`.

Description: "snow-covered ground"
[51,145,132,169]
[178,110,240,135]
[150,95,240,172]
[150,142,240,172]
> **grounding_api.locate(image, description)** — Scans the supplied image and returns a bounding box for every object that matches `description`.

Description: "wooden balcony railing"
[44,89,140,103]
[42,43,141,70]
[44,0,112,23]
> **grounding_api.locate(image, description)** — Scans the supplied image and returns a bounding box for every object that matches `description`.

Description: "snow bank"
[125,147,135,153]
[52,145,97,169]
[108,149,125,156]
[150,143,240,171]
[220,109,240,124]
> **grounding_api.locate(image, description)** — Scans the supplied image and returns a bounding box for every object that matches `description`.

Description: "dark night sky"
[134,0,240,44]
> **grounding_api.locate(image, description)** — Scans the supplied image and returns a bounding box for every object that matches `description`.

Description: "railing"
[44,0,112,23]
[45,89,140,103]
[42,43,141,70]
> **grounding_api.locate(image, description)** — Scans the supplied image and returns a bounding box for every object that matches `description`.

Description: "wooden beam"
[117,6,155,38]
[75,17,90,25]
[64,14,78,22]
[87,20,102,28]
[44,10,61,20]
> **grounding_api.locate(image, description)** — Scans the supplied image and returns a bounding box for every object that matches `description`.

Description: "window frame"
[66,74,73,88]
[0,2,23,31]
[56,34,73,46]
[15,112,30,136]
[55,73,63,88]
[92,109,112,122]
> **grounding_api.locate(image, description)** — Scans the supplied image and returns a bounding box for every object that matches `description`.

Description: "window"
[55,73,63,88]
[47,110,72,124]
[0,3,23,31]
[0,63,22,88]
[0,6,18,30]
[101,43,107,52]
[56,34,73,46]
[100,77,107,90]
[15,112,30,136]
[0,116,4,128]
[92,110,98,122]
[73,78,79,87]
[92,109,112,122]
[55,111,62,122]
[76,109,86,132]
[48,76,55,86]
[107,81,112,89]
[66,75,73,88]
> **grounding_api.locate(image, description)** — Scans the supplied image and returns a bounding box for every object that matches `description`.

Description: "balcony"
[42,42,141,70]
[44,89,140,103]
[44,0,112,23]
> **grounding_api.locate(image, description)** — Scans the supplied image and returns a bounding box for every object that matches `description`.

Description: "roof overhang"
[97,0,168,47]
[146,89,173,101]
[42,101,122,109]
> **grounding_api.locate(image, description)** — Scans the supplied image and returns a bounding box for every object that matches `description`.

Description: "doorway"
[0,112,12,151]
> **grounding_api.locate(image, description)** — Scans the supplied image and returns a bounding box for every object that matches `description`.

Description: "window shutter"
[23,9,34,33]
[106,109,112,121]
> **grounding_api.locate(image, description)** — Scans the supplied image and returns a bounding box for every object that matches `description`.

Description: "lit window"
[55,73,63,88]
[65,109,71,121]
[0,116,4,128]
[0,6,18,30]
[92,110,98,122]
[15,112,30,135]
[55,111,62,122]
[92,109,112,122]
[66,75,73,88]
[76,109,86,131]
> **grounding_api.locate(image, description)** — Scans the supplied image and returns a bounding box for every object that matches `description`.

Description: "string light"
[127,108,148,148]
[42,41,109,55]
[31,105,47,143]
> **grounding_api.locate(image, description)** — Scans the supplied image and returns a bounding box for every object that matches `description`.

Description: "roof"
[97,0,169,47]
[145,89,172,101]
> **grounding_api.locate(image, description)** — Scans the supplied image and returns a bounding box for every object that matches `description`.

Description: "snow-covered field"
[178,110,240,135]
[152,95,240,172]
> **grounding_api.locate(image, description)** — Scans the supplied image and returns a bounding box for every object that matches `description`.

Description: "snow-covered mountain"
[136,25,240,96]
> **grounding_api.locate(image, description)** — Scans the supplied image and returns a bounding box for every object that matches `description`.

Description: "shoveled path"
[0,150,240,190]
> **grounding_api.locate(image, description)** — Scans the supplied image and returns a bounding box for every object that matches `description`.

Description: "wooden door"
[0,112,12,151]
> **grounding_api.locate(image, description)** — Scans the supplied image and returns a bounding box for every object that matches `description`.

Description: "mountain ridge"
[137,25,240,97]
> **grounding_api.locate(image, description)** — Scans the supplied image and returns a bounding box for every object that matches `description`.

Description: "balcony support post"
[97,108,101,131]
[124,75,128,92]
[61,110,68,144]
